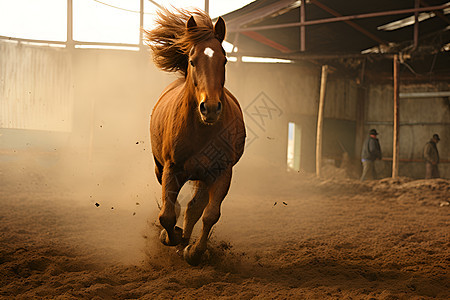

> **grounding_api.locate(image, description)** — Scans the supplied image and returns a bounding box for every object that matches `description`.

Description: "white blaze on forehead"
[204,47,214,58]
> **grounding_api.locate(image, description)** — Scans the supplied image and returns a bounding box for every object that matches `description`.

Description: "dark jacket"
[361,135,382,161]
[423,140,439,164]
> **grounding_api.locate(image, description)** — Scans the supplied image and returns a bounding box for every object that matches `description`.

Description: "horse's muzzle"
[199,101,222,124]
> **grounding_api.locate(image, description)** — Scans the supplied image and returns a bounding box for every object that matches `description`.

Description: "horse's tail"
[143,7,214,76]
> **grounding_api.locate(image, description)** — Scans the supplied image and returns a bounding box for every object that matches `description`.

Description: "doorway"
[287,122,301,171]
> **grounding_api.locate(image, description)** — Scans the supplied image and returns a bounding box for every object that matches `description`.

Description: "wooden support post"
[139,0,144,48]
[355,86,366,159]
[67,0,73,48]
[316,65,328,177]
[300,2,306,51]
[355,60,366,159]
[205,0,209,14]
[392,54,400,178]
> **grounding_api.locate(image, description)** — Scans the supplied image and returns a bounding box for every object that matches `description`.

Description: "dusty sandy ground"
[0,154,449,299]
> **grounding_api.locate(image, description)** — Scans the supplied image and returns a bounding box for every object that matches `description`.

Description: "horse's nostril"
[217,101,222,113]
[199,102,207,116]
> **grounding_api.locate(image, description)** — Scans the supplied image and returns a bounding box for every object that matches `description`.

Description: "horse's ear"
[187,16,197,29]
[214,17,226,43]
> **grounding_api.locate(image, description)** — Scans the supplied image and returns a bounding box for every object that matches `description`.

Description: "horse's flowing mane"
[144,8,216,76]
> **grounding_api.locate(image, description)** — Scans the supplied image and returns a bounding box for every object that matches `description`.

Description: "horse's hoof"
[159,226,183,246]
[159,229,170,245]
[176,237,190,254]
[183,245,202,266]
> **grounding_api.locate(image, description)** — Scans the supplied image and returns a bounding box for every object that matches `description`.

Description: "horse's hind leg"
[183,168,232,266]
[180,181,209,249]
[159,164,186,246]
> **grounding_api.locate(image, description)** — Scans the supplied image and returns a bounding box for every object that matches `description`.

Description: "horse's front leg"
[180,181,209,250]
[183,168,232,266]
[159,164,186,246]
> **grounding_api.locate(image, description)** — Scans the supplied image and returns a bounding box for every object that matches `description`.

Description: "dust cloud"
[2,124,450,298]
[1,53,449,298]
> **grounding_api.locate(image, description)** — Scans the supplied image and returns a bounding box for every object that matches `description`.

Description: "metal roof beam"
[414,0,419,50]
[400,91,450,98]
[226,0,298,31]
[241,31,292,53]
[420,0,450,25]
[231,51,395,60]
[310,0,387,45]
[229,3,450,32]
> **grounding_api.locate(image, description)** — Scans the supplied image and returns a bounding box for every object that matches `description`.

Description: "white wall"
[0,41,73,132]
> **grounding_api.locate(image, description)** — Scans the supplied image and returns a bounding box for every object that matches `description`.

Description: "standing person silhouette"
[360,129,382,181]
[423,134,440,179]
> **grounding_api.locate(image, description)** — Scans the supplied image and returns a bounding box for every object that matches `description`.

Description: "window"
[74,0,140,44]
[0,0,67,41]
[0,0,257,45]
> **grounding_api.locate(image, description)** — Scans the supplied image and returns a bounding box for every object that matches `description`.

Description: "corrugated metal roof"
[221,0,450,79]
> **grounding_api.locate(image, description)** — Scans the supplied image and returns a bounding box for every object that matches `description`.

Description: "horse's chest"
[183,138,235,182]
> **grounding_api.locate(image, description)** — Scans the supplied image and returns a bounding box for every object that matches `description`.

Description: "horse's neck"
[180,82,195,113]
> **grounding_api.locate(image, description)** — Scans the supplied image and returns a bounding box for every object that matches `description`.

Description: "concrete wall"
[69,49,173,154]
[225,62,319,171]
[225,62,359,173]
[0,41,73,132]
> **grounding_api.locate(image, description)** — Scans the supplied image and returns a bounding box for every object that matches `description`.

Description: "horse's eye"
[190,60,195,67]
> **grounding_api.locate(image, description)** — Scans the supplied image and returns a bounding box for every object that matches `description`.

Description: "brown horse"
[144,8,246,266]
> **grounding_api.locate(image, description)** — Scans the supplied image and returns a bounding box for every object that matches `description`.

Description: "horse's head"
[186,16,227,125]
